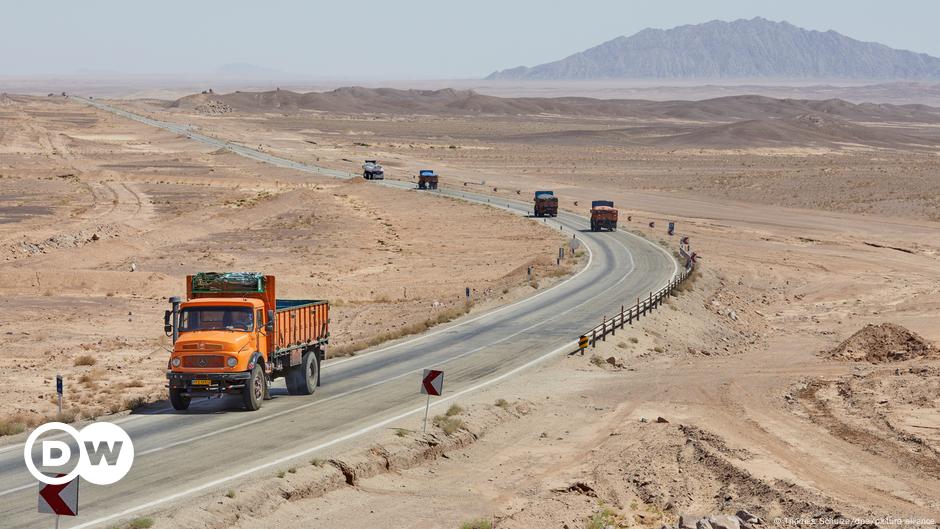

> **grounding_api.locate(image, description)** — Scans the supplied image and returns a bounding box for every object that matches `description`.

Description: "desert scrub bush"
[589,355,606,367]
[225,490,235,499]
[494,398,509,409]
[585,505,618,529]
[128,518,154,529]
[123,396,147,410]
[432,415,466,435]
[445,404,464,416]
[653,346,664,353]
[74,355,96,366]
[393,428,411,438]
[310,458,326,467]
[459,519,492,529]
[277,470,286,478]
[629,336,639,344]
[0,418,26,436]
[617,341,629,349]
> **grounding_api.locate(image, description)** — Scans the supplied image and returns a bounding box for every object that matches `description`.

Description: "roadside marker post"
[38,473,78,528]
[55,375,63,415]
[420,369,444,433]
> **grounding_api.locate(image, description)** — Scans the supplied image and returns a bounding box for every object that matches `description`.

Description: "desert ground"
[0,93,574,431]
[3,86,939,528]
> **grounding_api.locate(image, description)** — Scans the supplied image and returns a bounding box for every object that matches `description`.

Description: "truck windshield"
[179,306,254,332]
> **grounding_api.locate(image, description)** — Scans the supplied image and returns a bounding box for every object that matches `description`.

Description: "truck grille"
[181,342,224,351]
[181,355,225,368]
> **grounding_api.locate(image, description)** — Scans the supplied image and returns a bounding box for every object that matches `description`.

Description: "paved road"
[0,98,677,529]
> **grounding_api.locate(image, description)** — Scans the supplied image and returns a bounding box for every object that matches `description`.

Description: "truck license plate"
[191,379,211,386]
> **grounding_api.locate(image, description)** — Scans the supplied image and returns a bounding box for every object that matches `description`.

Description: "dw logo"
[24,422,134,485]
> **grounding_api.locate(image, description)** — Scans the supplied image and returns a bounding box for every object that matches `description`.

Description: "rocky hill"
[487,18,940,81]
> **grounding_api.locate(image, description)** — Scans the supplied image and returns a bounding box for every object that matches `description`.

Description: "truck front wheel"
[242,364,265,411]
[285,349,319,396]
[169,388,190,411]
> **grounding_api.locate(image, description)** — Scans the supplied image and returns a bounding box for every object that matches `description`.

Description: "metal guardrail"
[576,265,694,353]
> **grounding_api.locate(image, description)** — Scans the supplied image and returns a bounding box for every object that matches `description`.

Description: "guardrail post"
[628,305,633,324]
[649,291,653,310]
[592,329,596,348]
[602,316,607,341]
[620,305,625,329]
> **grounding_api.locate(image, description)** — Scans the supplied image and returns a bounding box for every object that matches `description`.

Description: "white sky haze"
[2,0,938,78]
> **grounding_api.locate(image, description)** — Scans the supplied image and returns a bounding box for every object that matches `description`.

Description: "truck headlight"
[227,357,238,367]
[171,357,181,367]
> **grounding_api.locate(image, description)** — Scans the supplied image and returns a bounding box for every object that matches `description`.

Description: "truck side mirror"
[163,310,173,336]
[265,310,274,332]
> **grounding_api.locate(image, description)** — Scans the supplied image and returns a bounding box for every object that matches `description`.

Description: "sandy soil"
[144,268,939,529]
[0,95,572,430]
[109,88,940,527]
[122,89,940,221]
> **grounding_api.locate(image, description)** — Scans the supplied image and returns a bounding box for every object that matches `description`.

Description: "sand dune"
[171,88,940,123]
[167,88,940,149]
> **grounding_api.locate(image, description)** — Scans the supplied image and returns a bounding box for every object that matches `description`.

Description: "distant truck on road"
[590,200,618,232]
[533,190,558,217]
[164,272,329,411]
[362,160,384,180]
[418,169,439,190]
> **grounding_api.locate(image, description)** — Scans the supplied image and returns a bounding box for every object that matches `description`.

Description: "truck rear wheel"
[285,349,319,396]
[242,364,265,411]
[169,388,190,411]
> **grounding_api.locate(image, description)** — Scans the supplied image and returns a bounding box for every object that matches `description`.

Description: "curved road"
[0,98,677,529]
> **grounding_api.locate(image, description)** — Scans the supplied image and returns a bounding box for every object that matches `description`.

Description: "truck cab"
[165,273,328,411]
[590,200,618,232]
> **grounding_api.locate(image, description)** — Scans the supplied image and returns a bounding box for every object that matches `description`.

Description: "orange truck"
[590,200,618,231]
[164,273,329,411]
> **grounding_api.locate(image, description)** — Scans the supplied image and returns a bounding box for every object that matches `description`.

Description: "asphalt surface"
[0,98,678,529]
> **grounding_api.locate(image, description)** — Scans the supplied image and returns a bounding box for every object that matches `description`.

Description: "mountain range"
[486,18,940,81]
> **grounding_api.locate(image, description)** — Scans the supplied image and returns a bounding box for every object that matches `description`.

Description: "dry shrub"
[0,418,26,436]
[73,354,96,366]
[432,415,465,435]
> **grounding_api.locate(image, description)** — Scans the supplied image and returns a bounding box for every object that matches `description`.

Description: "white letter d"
[42,440,71,467]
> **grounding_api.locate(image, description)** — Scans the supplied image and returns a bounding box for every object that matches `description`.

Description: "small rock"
[640,417,649,423]
[91,234,100,241]
[709,515,741,529]
[656,416,669,423]
[129,262,137,272]
[736,510,761,525]
[696,519,714,529]
[679,514,700,529]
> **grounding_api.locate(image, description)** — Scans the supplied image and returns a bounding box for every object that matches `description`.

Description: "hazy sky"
[3,0,938,78]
